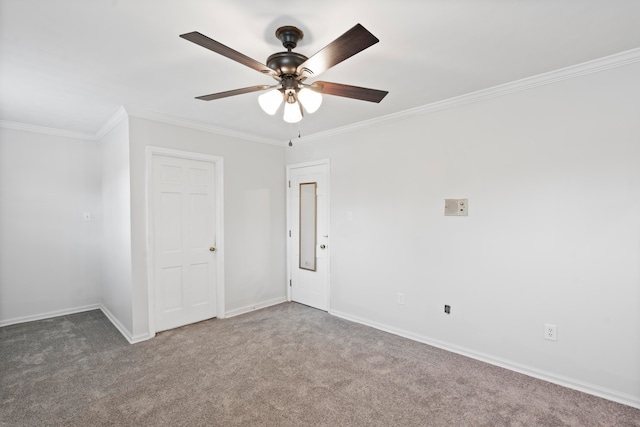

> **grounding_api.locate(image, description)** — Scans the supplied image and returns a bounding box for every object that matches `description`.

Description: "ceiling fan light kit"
[298,87,322,113]
[283,97,303,123]
[180,23,388,125]
[258,89,284,115]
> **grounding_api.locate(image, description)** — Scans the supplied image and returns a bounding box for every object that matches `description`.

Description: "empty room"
[1,1,639,425]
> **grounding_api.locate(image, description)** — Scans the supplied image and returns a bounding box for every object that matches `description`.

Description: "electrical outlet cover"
[445,199,468,216]
[544,324,557,341]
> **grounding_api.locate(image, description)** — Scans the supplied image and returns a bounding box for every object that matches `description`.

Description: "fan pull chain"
[287,124,302,147]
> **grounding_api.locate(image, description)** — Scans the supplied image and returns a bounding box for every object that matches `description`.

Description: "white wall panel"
[286,62,640,405]
[99,116,133,335]
[0,128,102,324]
[128,117,287,336]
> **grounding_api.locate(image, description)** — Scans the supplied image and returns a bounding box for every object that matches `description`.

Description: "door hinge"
[289,230,291,237]
[289,279,292,287]
[288,180,291,188]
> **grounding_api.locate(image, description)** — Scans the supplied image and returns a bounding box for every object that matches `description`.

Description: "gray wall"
[0,128,102,324]
[2,58,638,407]
[286,62,640,404]
[100,116,133,335]
[127,117,287,337]
[0,116,288,344]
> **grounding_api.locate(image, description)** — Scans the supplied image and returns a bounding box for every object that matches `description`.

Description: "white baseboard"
[0,304,101,327]
[225,296,287,318]
[98,304,152,344]
[329,309,640,410]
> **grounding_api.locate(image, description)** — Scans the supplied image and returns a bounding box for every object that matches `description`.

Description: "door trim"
[146,146,225,338]
[286,159,331,308]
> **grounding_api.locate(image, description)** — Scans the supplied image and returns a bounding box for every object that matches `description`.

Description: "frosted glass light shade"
[258,89,283,115]
[298,88,323,113]
[283,100,302,123]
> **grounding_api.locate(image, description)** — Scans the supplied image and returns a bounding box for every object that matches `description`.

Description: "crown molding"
[3,48,638,146]
[0,120,96,141]
[94,106,128,140]
[0,106,128,142]
[125,107,285,147]
[299,47,640,144]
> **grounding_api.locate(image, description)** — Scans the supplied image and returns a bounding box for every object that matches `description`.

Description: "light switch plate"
[445,199,468,216]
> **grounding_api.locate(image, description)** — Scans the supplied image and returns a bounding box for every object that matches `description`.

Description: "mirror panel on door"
[299,182,317,271]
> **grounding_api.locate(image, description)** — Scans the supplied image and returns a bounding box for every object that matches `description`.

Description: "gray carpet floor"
[1,302,639,426]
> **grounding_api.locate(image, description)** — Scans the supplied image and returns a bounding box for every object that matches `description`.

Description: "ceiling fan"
[179,23,388,124]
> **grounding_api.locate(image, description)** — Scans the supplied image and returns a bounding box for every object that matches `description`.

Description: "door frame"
[146,146,225,337]
[286,159,331,308]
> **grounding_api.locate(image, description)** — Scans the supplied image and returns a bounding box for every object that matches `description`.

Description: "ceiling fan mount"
[179,23,388,123]
[275,26,304,51]
[267,27,313,80]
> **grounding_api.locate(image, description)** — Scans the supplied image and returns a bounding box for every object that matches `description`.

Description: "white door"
[152,155,217,332]
[288,162,329,310]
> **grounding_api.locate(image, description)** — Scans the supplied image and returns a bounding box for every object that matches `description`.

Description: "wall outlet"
[444,199,468,216]
[397,293,405,305]
[544,324,557,341]
[444,304,451,314]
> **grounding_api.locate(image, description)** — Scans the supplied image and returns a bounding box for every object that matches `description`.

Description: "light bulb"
[258,89,283,115]
[298,88,323,113]
[283,100,302,123]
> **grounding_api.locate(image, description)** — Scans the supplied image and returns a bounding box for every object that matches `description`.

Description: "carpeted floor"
[1,302,639,426]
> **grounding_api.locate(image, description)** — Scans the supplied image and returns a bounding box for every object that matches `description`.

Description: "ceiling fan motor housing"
[266,52,308,77]
[267,26,309,79]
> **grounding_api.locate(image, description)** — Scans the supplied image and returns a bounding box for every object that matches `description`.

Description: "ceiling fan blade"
[297,24,379,79]
[195,85,274,101]
[311,81,388,103]
[180,32,277,77]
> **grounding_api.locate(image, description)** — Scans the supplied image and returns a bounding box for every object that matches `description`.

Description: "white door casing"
[287,160,330,311]
[147,147,225,336]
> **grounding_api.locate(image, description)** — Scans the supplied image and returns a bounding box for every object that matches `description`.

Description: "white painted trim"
[329,308,640,410]
[0,303,153,345]
[224,297,288,318]
[0,120,96,141]
[95,106,128,141]
[145,146,226,337]
[298,47,640,144]
[0,304,101,327]
[126,106,284,146]
[3,48,638,147]
[287,159,333,170]
[125,47,640,147]
[286,166,292,303]
[0,106,128,142]
[285,159,331,310]
[98,304,150,344]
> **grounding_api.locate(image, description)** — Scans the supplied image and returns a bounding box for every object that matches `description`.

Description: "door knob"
[320,244,326,249]
[209,247,216,252]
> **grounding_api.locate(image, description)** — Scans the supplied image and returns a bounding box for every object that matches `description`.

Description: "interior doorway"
[286,160,330,311]
[146,147,225,335]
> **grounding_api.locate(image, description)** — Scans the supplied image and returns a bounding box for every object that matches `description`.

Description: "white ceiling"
[2,0,640,143]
